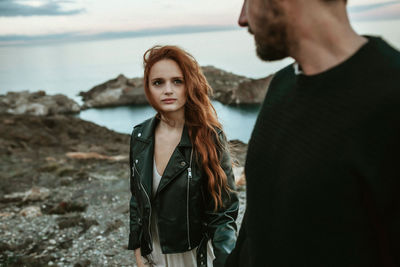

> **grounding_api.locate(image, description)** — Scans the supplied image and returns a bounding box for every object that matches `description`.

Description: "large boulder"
[79,74,146,109]
[202,66,274,105]
[79,66,274,108]
[0,91,80,116]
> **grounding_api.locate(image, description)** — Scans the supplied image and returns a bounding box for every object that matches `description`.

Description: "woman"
[128,45,239,267]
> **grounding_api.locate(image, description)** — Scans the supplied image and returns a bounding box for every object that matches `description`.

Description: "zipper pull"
[188,167,192,179]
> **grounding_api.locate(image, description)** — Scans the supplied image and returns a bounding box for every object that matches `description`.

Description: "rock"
[104,248,119,257]
[2,186,50,203]
[60,177,74,186]
[0,114,129,153]
[233,166,245,187]
[104,219,124,235]
[202,66,274,105]
[0,212,14,218]
[74,259,91,267]
[236,173,246,188]
[19,206,42,217]
[47,201,88,215]
[0,113,246,266]
[23,187,50,202]
[79,66,274,108]
[228,139,248,167]
[0,241,13,252]
[56,214,99,231]
[0,90,80,116]
[79,74,146,109]
[66,152,128,161]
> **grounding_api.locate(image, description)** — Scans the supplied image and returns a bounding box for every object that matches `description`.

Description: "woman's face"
[148,59,187,116]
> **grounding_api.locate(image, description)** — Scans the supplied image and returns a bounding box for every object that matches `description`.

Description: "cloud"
[0,0,84,17]
[0,25,238,46]
[348,0,400,21]
[348,1,399,13]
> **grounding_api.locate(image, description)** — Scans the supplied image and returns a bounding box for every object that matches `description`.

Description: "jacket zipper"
[186,149,193,250]
[134,162,153,251]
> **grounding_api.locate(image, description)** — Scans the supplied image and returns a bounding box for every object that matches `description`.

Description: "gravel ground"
[0,114,247,267]
[0,177,246,267]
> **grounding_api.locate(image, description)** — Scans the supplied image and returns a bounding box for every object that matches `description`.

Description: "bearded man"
[226,0,400,266]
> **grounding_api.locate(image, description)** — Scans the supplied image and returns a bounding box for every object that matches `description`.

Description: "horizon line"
[0,25,239,47]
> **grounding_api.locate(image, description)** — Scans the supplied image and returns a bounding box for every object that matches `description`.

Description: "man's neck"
[289,5,367,76]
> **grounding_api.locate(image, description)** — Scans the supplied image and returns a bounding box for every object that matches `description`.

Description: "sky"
[0,0,399,44]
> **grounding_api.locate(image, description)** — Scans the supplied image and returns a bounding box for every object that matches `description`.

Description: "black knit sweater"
[231,37,400,267]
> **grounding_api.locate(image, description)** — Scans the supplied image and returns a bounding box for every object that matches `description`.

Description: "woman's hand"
[134,248,146,267]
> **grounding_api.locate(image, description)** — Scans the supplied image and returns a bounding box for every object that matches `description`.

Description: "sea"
[1,19,399,143]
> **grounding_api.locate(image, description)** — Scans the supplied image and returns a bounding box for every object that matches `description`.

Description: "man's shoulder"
[368,36,400,70]
[252,64,296,112]
[271,64,296,83]
[264,64,296,102]
[266,64,296,90]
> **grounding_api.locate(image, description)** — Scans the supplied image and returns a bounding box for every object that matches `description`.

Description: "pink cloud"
[350,3,400,21]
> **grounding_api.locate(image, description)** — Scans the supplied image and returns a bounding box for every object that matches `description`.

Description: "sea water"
[1,20,399,142]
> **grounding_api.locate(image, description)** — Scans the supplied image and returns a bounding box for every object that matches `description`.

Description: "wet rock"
[0,90,80,116]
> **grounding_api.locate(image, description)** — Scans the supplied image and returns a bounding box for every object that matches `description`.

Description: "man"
[226,0,400,266]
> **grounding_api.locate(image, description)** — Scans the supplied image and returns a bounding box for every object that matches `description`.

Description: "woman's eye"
[153,80,162,86]
[174,79,183,84]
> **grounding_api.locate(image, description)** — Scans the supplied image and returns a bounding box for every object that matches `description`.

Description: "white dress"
[141,158,215,267]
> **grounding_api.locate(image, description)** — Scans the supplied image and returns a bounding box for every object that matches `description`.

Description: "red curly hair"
[143,45,229,210]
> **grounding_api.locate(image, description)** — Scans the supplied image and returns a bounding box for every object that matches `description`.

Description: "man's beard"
[251,0,290,61]
[254,26,289,61]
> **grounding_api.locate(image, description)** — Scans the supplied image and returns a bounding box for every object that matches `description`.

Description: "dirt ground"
[0,114,246,267]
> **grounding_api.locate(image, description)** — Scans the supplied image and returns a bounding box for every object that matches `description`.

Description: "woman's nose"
[164,82,173,94]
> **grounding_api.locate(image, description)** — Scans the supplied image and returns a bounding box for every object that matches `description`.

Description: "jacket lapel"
[133,117,157,197]
[155,125,192,195]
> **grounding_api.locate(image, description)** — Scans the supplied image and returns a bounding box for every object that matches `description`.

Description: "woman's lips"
[162,98,176,104]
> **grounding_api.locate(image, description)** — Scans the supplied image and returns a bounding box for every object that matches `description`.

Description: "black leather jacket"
[128,117,239,267]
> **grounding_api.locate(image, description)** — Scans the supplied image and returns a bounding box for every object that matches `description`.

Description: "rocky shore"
[0,113,247,267]
[0,91,80,116]
[79,66,273,109]
[1,65,271,115]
